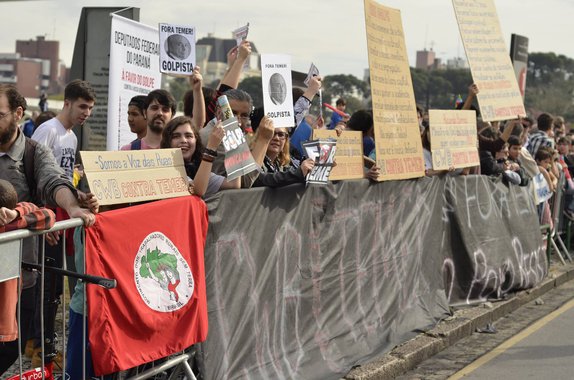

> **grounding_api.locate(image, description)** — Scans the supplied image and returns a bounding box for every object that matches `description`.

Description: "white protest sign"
[108,15,162,150]
[533,173,552,205]
[304,63,320,87]
[232,23,250,46]
[159,23,196,75]
[261,54,294,128]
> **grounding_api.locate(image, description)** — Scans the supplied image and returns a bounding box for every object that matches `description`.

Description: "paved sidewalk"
[344,262,574,380]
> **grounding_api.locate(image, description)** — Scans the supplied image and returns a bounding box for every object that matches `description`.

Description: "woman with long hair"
[161,116,240,197]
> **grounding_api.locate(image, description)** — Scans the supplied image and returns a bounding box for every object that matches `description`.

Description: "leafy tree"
[526,52,574,120]
[165,77,190,112]
[321,74,370,117]
[409,68,472,110]
[238,76,264,109]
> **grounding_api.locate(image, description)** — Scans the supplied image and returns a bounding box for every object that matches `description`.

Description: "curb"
[344,263,574,380]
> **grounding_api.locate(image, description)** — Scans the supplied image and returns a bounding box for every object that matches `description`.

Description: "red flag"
[85,196,209,375]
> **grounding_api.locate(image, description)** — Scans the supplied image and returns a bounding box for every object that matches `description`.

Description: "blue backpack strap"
[130,139,142,150]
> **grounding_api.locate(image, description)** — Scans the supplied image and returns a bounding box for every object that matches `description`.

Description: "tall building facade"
[416,49,436,70]
[16,35,66,94]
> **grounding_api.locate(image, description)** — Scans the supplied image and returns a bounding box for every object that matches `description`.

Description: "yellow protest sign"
[452,0,526,121]
[313,130,364,180]
[364,0,424,181]
[429,110,479,170]
[81,149,189,205]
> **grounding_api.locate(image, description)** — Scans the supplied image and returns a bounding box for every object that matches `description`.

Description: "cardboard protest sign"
[81,149,189,205]
[108,15,162,150]
[221,117,260,180]
[232,23,250,46]
[159,23,196,75]
[261,54,294,128]
[302,139,337,184]
[364,0,425,181]
[452,0,526,121]
[428,110,479,170]
[313,130,364,180]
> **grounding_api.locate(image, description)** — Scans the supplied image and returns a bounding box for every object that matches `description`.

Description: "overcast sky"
[2,0,573,79]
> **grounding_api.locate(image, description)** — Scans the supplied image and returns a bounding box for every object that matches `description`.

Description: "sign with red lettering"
[80,149,190,205]
[452,0,526,121]
[108,15,162,150]
[221,117,260,180]
[429,110,479,170]
[364,0,425,181]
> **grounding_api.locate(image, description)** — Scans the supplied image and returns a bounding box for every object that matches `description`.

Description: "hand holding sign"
[238,40,252,61]
[207,121,225,150]
[300,158,315,177]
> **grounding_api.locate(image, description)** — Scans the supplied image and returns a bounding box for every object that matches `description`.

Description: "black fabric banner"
[201,175,546,379]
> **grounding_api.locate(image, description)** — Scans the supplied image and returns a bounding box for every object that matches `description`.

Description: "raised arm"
[219,40,251,90]
[461,83,478,111]
[294,75,322,128]
[250,116,275,167]
[193,121,226,197]
[189,66,206,129]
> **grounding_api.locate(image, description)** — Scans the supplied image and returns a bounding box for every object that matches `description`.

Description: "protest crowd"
[0,5,571,380]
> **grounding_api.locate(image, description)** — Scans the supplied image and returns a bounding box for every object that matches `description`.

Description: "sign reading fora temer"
[81,149,189,205]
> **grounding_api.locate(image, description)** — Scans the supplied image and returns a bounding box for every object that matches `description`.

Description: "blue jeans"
[66,308,96,380]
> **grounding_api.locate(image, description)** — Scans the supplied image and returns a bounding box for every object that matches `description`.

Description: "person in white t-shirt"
[29,79,96,367]
[32,79,96,180]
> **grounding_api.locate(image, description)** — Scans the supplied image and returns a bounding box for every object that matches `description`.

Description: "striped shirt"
[527,130,554,158]
[0,202,56,233]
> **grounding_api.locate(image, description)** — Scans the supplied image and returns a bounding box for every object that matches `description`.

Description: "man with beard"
[0,84,97,375]
[121,89,176,150]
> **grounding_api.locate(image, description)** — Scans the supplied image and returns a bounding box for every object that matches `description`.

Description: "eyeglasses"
[0,111,12,120]
[274,131,287,139]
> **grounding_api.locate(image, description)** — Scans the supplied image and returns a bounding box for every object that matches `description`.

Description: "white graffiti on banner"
[209,233,258,376]
[442,259,455,303]
[442,241,546,304]
[208,190,437,378]
[462,176,535,229]
[511,237,546,288]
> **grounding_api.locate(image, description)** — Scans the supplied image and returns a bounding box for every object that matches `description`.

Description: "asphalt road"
[450,298,574,379]
[396,278,574,380]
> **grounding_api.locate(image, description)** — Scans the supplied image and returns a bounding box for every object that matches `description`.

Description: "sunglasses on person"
[274,131,288,139]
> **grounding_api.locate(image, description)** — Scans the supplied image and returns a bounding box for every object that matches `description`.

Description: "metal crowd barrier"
[546,170,573,264]
[0,218,115,380]
[0,219,198,380]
